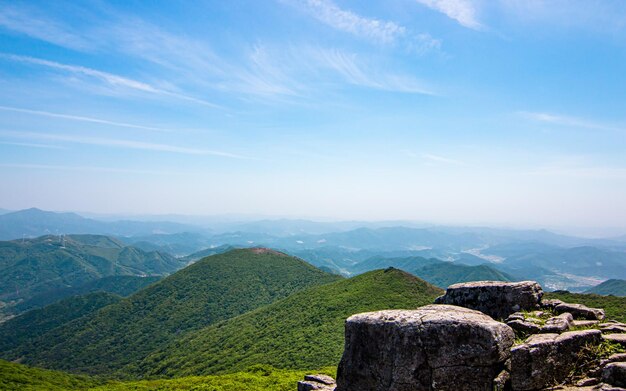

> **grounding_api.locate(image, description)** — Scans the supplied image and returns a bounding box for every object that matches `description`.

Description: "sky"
[0,0,625,234]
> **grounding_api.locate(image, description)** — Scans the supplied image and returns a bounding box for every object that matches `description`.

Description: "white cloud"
[422,153,464,165]
[0,131,250,159]
[299,0,406,43]
[0,141,65,149]
[299,47,436,94]
[520,111,624,132]
[0,163,185,176]
[416,0,482,30]
[0,105,170,132]
[0,4,89,50]
[1,54,222,109]
[287,0,441,53]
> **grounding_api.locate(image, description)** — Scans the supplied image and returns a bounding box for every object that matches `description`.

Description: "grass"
[0,360,336,391]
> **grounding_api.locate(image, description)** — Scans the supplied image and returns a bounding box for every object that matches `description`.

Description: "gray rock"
[554,302,605,320]
[608,354,626,364]
[576,377,600,386]
[602,325,626,334]
[541,312,574,333]
[493,370,510,391]
[304,375,336,385]
[604,334,626,346]
[603,362,626,388]
[335,305,515,391]
[298,375,336,391]
[510,329,602,390]
[507,319,541,335]
[506,312,525,322]
[541,298,563,310]
[574,320,600,328]
[434,281,543,319]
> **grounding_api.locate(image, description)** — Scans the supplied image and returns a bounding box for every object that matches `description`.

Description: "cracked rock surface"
[335,304,515,391]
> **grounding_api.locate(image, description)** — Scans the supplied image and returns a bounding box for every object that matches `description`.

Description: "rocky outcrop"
[554,302,605,320]
[299,280,624,391]
[434,281,543,319]
[335,304,514,391]
[510,329,602,390]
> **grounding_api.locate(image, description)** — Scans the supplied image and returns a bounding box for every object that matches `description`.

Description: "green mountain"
[585,279,626,297]
[14,275,161,314]
[349,255,442,275]
[3,248,341,375]
[413,262,514,288]
[0,292,121,354]
[135,268,443,377]
[0,234,184,310]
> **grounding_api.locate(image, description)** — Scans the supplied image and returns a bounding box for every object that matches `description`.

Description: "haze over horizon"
[1,1,625,232]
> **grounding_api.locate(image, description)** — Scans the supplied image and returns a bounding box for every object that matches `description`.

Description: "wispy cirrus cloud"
[298,0,406,43]
[1,54,222,109]
[0,105,170,132]
[0,141,66,149]
[422,153,465,165]
[520,111,625,132]
[0,131,250,159]
[0,163,185,176]
[311,47,435,94]
[0,3,90,50]
[285,0,441,53]
[415,0,482,30]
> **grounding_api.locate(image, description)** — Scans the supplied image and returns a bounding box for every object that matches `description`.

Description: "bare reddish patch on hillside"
[248,247,287,256]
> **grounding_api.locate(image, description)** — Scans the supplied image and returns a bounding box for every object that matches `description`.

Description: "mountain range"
[0,234,183,319]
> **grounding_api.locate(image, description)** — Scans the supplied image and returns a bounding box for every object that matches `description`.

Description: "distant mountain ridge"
[0,208,203,240]
[585,279,626,297]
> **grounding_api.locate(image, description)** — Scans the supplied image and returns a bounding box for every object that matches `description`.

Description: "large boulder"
[335,304,515,391]
[510,329,602,390]
[434,281,543,319]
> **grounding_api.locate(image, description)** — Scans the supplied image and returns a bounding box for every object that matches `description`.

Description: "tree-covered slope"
[14,275,161,313]
[135,268,443,377]
[413,262,514,288]
[4,248,341,375]
[0,360,101,391]
[585,279,626,297]
[0,292,121,355]
[0,234,184,307]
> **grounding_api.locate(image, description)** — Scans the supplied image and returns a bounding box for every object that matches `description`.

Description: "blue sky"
[0,0,625,234]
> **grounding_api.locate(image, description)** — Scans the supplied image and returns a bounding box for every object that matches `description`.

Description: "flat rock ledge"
[335,304,515,391]
[434,280,543,319]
